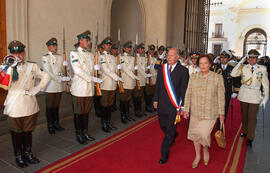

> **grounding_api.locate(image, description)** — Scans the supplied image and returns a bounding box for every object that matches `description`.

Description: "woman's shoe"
[192,157,200,168]
[204,157,209,166]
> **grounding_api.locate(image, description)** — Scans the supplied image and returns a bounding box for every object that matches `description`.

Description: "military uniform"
[99,37,120,132]
[231,49,269,146]
[70,30,97,144]
[185,52,200,75]
[4,40,50,168]
[120,41,138,123]
[145,45,157,112]
[42,38,66,134]
[133,43,149,118]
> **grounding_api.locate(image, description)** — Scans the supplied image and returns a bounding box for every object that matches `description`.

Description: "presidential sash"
[162,63,182,124]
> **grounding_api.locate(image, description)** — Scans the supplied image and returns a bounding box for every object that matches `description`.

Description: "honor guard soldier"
[70,30,102,144]
[42,38,69,134]
[231,49,269,147]
[4,41,50,168]
[120,41,140,123]
[99,37,121,132]
[145,45,158,112]
[110,43,119,112]
[93,43,104,118]
[133,43,152,117]
[185,52,200,75]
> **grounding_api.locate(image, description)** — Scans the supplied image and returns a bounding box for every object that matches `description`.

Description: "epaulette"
[43,53,49,56]
[27,61,37,64]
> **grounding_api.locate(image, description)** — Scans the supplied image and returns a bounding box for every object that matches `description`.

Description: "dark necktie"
[169,66,172,74]
[251,66,254,73]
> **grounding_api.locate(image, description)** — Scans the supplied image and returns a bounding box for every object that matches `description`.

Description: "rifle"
[94,22,102,96]
[62,28,70,92]
[146,52,153,86]
[134,33,140,90]
[117,29,124,93]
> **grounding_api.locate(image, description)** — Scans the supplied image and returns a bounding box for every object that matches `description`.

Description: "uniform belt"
[9,90,30,95]
[242,85,260,90]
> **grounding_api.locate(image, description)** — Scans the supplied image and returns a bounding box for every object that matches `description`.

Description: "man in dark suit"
[153,48,189,164]
[215,50,237,130]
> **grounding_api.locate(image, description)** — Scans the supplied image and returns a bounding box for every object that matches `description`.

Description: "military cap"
[46,37,57,46]
[101,37,113,45]
[98,43,103,49]
[137,43,145,49]
[166,46,172,52]
[158,45,165,51]
[111,43,119,50]
[148,44,155,50]
[123,41,133,48]
[74,42,80,49]
[77,30,91,40]
[220,50,231,58]
[248,49,260,57]
[189,52,200,58]
[8,40,26,53]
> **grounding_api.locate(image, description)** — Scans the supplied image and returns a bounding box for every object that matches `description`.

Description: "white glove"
[146,73,153,78]
[94,64,100,70]
[239,57,247,65]
[231,93,238,99]
[63,61,68,66]
[61,76,71,82]
[134,65,139,70]
[260,99,267,109]
[146,65,151,70]
[118,78,124,82]
[135,76,140,81]
[28,86,41,96]
[92,77,102,83]
[117,64,122,70]
[159,51,166,60]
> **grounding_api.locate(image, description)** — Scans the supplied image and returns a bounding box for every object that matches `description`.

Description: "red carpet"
[37,98,246,173]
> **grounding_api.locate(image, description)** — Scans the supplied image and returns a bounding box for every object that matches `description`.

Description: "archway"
[243,28,267,56]
[110,0,144,44]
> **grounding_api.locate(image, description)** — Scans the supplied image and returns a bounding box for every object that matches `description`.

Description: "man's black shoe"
[246,140,252,147]
[240,133,247,137]
[158,158,168,164]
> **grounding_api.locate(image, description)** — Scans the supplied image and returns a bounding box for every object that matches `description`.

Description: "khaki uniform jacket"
[70,47,94,97]
[231,64,269,104]
[4,62,50,118]
[99,51,119,91]
[121,52,136,90]
[146,55,157,85]
[42,52,64,93]
[136,54,147,87]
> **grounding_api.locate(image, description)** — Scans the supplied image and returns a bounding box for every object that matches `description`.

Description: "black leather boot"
[11,131,28,168]
[101,107,110,133]
[106,107,117,131]
[120,101,127,124]
[125,101,135,121]
[75,114,87,145]
[53,107,65,131]
[23,132,40,164]
[134,97,143,118]
[46,107,55,134]
[145,95,154,113]
[83,114,95,141]
[94,96,101,118]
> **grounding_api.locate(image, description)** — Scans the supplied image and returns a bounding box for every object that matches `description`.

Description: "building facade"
[208,0,270,57]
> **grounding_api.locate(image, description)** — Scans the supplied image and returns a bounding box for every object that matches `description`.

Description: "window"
[213,44,222,56]
[214,23,223,38]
